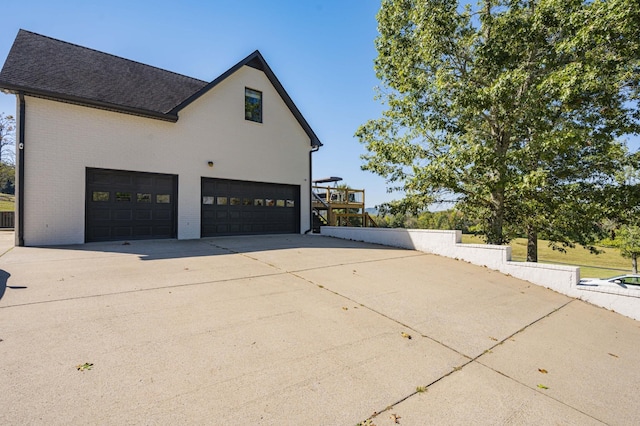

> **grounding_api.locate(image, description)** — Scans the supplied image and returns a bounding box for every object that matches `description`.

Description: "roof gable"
[172,50,322,147]
[0,30,322,146]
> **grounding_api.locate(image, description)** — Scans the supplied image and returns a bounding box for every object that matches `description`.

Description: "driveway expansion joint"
[360,297,587,424]
[0,271,289,309]
[470,299,607,424]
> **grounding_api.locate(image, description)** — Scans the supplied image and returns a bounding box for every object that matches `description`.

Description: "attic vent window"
[245,88,262,123]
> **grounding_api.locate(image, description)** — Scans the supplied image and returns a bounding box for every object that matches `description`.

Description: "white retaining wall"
[321,227,639,321]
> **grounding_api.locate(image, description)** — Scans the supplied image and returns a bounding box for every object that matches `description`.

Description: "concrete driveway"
[0,232,638,425]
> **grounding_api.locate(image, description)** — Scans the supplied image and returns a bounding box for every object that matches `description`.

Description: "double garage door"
[85,170,300,242]
[201,178,300,237]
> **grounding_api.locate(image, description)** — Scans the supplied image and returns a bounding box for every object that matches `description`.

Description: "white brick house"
[0,30,322,246]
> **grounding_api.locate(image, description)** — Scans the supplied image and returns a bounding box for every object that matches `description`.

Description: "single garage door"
[201,178,300,237]
[86,168,177,242]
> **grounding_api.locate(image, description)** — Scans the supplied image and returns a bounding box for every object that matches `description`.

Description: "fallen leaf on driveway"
[76,363,93,371]
[608,353,619,358]
[390,413,401,423]
[342,307,348,311]
[537,384,549,389]
[401,332,412,339]
[538,368,548,374]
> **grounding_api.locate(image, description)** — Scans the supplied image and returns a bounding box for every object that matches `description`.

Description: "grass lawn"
[0,193,14,211]
[461,234,631,279]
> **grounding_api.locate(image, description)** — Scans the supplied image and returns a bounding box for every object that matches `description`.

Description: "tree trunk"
[633,254,638,274]
[527,225,538,262]
[486,187,506,245]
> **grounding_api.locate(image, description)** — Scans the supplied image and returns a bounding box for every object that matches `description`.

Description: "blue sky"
[1,1,638,208]
[0,0,391,205]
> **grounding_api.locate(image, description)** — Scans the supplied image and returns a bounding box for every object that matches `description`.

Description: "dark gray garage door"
[86,168,177,242]
[201,178,300,237]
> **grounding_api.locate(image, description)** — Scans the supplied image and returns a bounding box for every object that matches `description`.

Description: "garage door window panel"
[116,192,132,202]
[93,191,109,202]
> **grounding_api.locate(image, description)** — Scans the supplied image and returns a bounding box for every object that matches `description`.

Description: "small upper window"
[245,88,262,123]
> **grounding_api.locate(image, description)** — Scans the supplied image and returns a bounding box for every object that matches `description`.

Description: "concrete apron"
[0,234,638,425]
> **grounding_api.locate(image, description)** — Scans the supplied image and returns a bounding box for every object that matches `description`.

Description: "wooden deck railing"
[312,186,364,206]
[0,211,14,228]
[312,186,376,228]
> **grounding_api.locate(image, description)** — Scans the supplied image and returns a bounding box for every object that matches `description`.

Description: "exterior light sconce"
[207,161,214,168]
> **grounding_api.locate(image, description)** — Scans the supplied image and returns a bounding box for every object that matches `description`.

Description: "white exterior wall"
[22,66,312,245]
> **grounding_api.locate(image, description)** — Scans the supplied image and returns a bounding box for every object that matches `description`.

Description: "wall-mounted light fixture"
[207,161,214,168]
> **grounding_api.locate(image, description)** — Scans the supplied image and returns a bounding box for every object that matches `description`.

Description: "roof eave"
[0,82,178,123]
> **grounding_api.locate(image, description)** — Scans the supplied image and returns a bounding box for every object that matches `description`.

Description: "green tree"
[619,226,640,274]
[0,113,15,195]
[0,113,15,164]
[0,162,15,195]
[356,0,640,261]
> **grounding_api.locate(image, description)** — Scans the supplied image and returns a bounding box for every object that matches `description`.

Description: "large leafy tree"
[357,0,640,260]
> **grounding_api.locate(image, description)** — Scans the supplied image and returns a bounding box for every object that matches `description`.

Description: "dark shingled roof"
[0,30,208,120]
[0,30,322,146]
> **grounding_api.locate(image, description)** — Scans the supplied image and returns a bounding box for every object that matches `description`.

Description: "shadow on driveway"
[0,269,22,301]
[35,234,397,261]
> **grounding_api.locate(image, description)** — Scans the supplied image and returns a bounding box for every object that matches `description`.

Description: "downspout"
[304,144,320,234]
[17,92,25,246]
